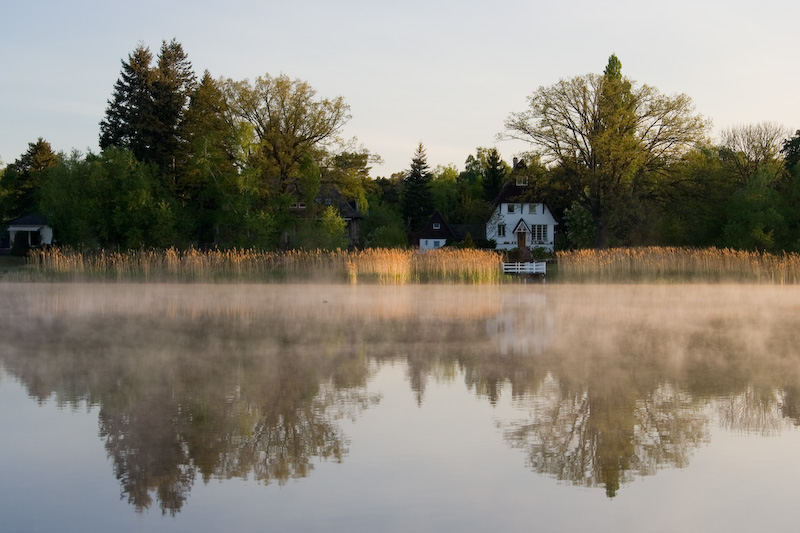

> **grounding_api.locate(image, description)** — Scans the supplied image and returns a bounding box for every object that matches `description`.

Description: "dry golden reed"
[556,246,800,283]
[25,247,504,284]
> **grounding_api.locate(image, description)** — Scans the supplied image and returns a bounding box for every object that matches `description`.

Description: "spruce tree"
[99,45,156,162]
[482,148,505,201]
[151,39,196,173]
[0,138,58,218]
[402,143,433,232]
[99,40,195,172]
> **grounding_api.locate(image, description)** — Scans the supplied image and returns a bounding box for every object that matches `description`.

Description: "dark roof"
[491,181,532,208]
[416,211,456,240]
[316,186,363,219]
[6,214,49,227]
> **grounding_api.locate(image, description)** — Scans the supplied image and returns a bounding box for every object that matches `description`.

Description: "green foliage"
[505,54,707,248]
[0,138,58,219]
[783,130,800,174]
[430,164,460,221]
[722,170,784,251]
[294,206,348,250]
[99,41,195,171]
[364,225,407,248]
[401,143,433,232]
[223,73,351,198]
[482,148,506,201]
[564,202,595,248]
[39,148,180,248]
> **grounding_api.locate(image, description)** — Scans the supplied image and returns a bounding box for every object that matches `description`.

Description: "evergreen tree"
[0,137,58,219]
[99,45,156,162]
[401,143,433,232]
[152,39,196,174]
[174,71,239,245]
[99,40,195,172]
[482,148,505,201]
[782,130,800,173]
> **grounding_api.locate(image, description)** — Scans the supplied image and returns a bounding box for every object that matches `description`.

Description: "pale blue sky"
[2,0,799,175]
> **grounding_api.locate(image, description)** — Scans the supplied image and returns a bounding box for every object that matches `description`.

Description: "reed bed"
[556,246,800,283]
[23,247,505,284]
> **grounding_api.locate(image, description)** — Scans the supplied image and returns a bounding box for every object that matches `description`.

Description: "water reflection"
[2,283,800,509]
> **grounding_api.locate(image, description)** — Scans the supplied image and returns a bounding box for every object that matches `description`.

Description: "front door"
[516,231,526,249]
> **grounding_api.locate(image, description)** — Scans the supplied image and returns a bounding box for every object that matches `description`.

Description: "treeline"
[2,46,800,253]
[0,40,372,250]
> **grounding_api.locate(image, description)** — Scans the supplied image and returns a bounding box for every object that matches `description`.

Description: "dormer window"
[516,175,528,186]
[433,223,441,230]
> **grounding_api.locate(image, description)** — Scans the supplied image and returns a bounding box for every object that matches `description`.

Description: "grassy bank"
[556,247,800,283]
[22,247,505,284]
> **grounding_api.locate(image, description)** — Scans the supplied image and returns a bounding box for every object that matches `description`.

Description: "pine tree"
[482,148,505,201]
[99,40,195,172]
[0,138,58,218]
[99,45,156,161]
[151,39,196,173]
[402,143,433,232]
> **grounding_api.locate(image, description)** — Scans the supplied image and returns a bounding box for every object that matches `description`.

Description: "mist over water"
[2,282,800,531]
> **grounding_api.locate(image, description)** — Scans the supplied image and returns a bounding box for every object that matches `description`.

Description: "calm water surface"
[2,282,800,532]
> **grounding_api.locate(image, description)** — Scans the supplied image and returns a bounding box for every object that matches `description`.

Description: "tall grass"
[23,247,505,284]
[556,247,800,283]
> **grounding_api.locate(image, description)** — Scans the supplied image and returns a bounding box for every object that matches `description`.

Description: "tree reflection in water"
[2,283,800,508]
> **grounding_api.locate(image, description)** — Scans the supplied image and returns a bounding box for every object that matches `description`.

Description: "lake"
[2,282,800,532]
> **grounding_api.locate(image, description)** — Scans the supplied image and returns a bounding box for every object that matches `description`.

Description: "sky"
[2,0,799,176]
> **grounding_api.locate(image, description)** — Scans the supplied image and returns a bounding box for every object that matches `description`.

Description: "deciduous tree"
[505,54,708,247]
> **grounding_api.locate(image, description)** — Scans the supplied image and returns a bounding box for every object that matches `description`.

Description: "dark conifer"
[99,45,155,161]
[402,143,433,232]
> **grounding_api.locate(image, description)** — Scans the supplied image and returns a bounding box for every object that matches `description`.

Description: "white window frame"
[507,204,515,213]
[498,224,506,237]
[433,223,441,230]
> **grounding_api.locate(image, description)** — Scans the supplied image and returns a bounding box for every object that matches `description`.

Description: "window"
[433,223,441,229]
[434,240,441,247]
[529,204,536,214]
[498,224,506,237]
[516,175,528,186]
[532,224,547,243]
[507,204,515,213]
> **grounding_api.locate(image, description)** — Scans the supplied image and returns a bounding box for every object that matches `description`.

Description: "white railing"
[502,262,546,275]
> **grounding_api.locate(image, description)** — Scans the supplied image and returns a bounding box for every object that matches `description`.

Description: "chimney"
[512,157,518,168]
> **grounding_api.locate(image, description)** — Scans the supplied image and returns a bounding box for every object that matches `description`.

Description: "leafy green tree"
[401,143,433,232]
[0,137,58,219]
[721,169,784,251]
[563,202,595,248]
[39,148,179,248]
[175,71,240,246]
[223,74,350,199]
[505,54,707,247]
[653,145,733,247]
[429,164,459,221]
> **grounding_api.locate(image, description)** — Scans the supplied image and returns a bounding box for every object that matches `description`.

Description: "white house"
[4,214,53,249]
[485,177,557,252]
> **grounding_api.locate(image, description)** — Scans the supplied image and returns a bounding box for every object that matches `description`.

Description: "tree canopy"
[505,54,708,247]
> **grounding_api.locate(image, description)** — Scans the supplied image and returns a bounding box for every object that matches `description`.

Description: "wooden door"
[516,231,526,249]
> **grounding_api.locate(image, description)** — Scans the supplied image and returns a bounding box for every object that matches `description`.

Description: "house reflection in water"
[484,291,553,356]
